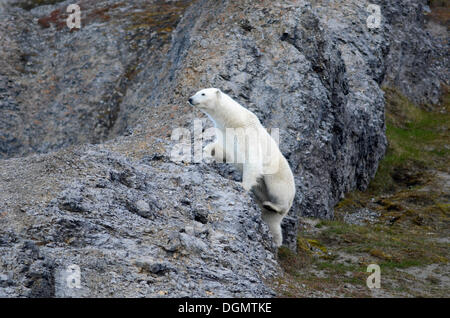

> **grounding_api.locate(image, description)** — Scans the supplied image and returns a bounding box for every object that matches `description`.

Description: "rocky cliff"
[0,0,447,297]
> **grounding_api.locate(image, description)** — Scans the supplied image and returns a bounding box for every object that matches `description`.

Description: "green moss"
[368,87,450,194]
[334,193,364,210]
[314,261,361,274]
[436,203,450,213]
[380,260,422,269]
[278,246,296,260]
[307,239,328,253]
[319,219,448,268]
[275,86,449,297]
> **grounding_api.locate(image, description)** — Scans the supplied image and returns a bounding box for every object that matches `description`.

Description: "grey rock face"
[0,146,277,297]
[161,0,387,237]
[376,0,449,106]
[0,0,446,296]
[0,0,192,159]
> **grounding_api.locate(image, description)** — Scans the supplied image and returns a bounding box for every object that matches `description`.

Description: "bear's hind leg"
[242,166,261,191]
[262,201,286,215]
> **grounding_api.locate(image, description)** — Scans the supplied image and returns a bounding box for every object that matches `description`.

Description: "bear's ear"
[216,89,221,99]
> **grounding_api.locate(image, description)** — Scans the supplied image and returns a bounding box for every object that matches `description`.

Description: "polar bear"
[188,88,296,247]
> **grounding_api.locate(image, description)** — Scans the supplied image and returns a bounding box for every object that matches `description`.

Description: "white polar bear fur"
[188,88,296,247]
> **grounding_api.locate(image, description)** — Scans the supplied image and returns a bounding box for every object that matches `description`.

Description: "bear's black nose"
[188,98,193,105]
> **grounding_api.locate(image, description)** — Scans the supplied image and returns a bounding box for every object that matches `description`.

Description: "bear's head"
[188,88,222,111]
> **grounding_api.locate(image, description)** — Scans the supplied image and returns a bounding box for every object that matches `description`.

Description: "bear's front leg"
[241,163,262,191]
[237,132,263,191]
[203,141,228,163]
[203,142,217,159]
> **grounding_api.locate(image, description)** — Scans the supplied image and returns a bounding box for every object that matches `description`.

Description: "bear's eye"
[201,93,205,96]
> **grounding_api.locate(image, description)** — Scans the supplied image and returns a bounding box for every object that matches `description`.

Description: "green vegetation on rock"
[274,86,450,297]
[369,86,450,194]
